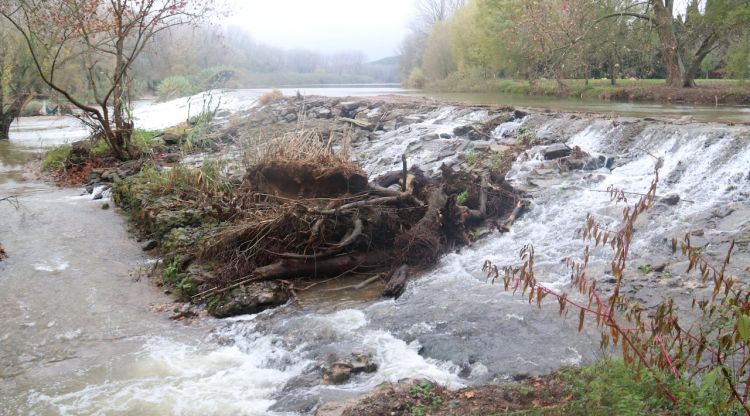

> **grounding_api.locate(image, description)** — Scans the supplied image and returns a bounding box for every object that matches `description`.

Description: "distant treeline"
[0,20,400,107]
[132,25,400,100]
[399,0,750,90]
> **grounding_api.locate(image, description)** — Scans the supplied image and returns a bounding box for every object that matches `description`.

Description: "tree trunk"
[0,115,12,141]
[650,0,684,88]
[110,10,133,160]
[0,93,32,141]
[682,32,719,88]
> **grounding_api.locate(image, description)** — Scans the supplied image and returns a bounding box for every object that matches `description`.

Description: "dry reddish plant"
[485,160,750,414]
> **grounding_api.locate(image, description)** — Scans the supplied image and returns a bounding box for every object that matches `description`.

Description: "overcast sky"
[226,0,415,61]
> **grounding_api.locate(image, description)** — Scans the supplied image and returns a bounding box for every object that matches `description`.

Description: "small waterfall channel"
[1,90,748,415]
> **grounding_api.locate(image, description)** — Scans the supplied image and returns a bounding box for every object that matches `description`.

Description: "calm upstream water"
[1,87,748,415]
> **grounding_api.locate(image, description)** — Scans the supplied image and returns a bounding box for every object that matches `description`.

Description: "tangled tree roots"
[191,156,522,308]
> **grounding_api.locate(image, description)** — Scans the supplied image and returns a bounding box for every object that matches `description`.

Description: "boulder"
[207,282,289,318]
[542,143,572,160]
[322,353,377,385]
[660,194,681,206]
[323,363,353,385]
[315,108,333,119]
[467,130,484,141]
[339,101,361,111]
[163,124,187,145]
[350,353,378,374]
[453,125,473,136]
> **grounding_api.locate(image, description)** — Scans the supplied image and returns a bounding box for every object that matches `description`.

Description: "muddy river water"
[1,88,748,415]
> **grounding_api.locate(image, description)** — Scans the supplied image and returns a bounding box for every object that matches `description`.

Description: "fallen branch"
[504,199,530,228]
[333,218,363,248]
[323,273,384,293]
[382,265,409,299]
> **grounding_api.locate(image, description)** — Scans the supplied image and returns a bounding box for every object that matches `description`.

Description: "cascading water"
[2,91,748,415]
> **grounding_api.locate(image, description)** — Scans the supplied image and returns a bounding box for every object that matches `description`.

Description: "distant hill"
[369,56,400,66]
[364,56,401,83]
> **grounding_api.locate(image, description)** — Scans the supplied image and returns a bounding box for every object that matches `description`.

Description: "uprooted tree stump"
[190,152,522,316]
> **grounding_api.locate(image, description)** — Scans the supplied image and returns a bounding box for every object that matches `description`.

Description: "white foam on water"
[33,259,70,272]
[493,116,527,139]
[30,336,306,416]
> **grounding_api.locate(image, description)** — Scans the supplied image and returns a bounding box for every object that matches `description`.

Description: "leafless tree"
[1,0,215,159]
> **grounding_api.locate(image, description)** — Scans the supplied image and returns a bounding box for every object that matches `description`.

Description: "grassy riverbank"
[426,76,750,106]
[331,359,723,416]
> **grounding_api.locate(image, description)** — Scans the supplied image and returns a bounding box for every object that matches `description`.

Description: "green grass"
[555,359,738,416]
[41,144,72,171]
[131,129,161,155]
[89,129,162,158]
[426,72,747,100]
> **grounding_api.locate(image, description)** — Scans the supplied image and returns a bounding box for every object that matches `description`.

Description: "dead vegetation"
[115,124,523,317]
[197,127,520,305]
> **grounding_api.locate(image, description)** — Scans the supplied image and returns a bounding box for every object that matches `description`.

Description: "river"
[1,87,748,415]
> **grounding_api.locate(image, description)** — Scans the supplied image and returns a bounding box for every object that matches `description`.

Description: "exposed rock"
[323,353,377,385]
[350,353,378,374]
[315,108,333,119]
[142,240,158,251]
[169,303,198,320]
[339,101,361,112]
[163,125,187,145]
[467,130,485,141]
[453,125,473,136]
[542,143,572,160]
[207,282,290,318]
[151,207,203,239]
[660,194,681,206]
[323,363,353,385]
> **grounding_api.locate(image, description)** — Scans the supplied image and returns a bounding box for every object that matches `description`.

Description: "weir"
[1,89,748,415]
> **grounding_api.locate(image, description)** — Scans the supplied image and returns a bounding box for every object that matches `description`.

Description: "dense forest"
[400,0,750,90]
